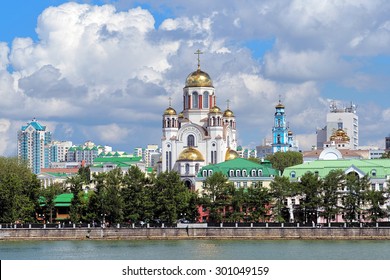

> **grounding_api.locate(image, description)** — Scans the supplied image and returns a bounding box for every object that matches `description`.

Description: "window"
[208,170,213,176]
[203,91,209,108]
[251,169,256,177]
[242,170,247,177]
[195,164,199,173]
[185,163,190,174]
[257,169,263,177]
[203,170,208,177]
[192,92,199,108]
[290,171,296,178]
[371,169,377,176]
[229,170,235,177]
[236,170,241,177]
[187,135,195,147]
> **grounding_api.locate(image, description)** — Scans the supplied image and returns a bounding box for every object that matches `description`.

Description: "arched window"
[203,91,209,108]
[208,170,213,176]
[372,169,377,176]
[195,164,199,173]
[277,134,281,144]
[203,170,208,177]
[242,170,247,177]
[290,171,296,178]
[187,135,195,147]
[192,92,199,108]
[236,170,241,177]
[258,169,263,177]
[251,169,257,177]
[185,163,190,174]
[229,170,235,177]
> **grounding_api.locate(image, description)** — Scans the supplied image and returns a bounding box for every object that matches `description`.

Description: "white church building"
[158,50,239,190]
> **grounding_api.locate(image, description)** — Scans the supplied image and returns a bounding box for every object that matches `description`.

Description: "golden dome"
[275,102,285,109]
[178,111,184,118]
[164,107,177,115]
[330,128,350,142]
[223,109,234,117]
[185,69,213,88]
[209,106,222,114]
[178,147,205,161]
[225,148,239,161]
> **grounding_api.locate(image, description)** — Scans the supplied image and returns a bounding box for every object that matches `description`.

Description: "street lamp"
[101,213,107,228]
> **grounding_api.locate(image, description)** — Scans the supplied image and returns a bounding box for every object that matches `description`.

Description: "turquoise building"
[17,118,52,174]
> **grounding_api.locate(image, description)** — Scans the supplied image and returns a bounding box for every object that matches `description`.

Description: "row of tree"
[1,156,389,224]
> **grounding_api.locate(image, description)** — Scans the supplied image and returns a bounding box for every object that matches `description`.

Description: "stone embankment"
[1,227,390,240]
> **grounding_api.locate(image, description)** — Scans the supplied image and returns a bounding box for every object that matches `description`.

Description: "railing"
[1,222,390,229]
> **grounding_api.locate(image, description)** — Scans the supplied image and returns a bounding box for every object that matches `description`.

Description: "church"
[158,50,239,190]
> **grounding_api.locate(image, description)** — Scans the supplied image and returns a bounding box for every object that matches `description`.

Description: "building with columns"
[159,50,239,189]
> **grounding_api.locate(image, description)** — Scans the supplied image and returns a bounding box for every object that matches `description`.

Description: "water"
[1,239,390,260]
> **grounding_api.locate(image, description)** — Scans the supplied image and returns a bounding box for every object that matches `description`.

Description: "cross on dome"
[194,49,203,70]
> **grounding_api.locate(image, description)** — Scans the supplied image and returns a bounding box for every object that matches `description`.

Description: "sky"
[1,0,390,156]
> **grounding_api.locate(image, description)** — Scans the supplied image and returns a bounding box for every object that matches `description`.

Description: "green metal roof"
[92,156,142,167]
[197,158,278,178]
[283,159,390,179]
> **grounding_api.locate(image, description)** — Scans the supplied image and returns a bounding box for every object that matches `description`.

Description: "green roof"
[283,159,390,179]
[198,158,278,178]
[92,156,142,167]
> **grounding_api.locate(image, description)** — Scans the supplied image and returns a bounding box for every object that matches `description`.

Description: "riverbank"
[1,227,390,240]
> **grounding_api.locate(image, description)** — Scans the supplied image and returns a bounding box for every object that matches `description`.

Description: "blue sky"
[1,0,390,156]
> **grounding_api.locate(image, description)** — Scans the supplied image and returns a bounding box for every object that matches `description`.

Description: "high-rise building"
[385,136,390,150]
[17,118,52,174]
[159,50,238,189]
[50,141,73,162]
[325,101,358,149]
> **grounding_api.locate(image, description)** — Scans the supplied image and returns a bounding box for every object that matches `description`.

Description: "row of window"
[201,169,265,177]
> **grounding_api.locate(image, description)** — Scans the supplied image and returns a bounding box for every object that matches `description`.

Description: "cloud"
[0,0,389,158]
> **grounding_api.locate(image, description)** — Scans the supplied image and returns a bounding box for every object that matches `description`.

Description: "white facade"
[160,55,239,189]
[326,101,358,149]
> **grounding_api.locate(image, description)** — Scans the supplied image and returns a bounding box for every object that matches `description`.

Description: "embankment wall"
[1,227,390,240]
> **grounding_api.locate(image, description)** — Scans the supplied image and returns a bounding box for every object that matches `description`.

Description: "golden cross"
[168,97,172,107]
[226,99,230,109]
[194,49,203,69]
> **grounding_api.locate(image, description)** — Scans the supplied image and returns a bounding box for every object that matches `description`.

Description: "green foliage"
[320,169,344,223]
[269,176,292,222]
[40,183,65,223]
[342,173,367,223]
[266,151,303,173]
[0,157,41,223]
[298,172,322,223]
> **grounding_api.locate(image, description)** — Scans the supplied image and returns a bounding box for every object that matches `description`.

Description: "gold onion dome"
[225,148,239,161]
[275,102,285,109]
[178,147,205,161]
[223,109,234,117]
[164,107,177,115]
[185,69,213,88]
[330,129,350,141]
[209,105,222,114]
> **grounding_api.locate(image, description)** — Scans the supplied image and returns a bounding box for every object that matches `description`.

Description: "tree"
[269,176,292,222]
[104,168,124,224]
[66,175,85,223]
[342,173,367,223]
[245,183,272,222]
[320,169,344,223]
[121,165,151,223]
[152,171,196,224]
[201,172,232,222]
[0,157,41,223]
[266,151,303,173]
[298,172,322,224]
[364,189,387,222]
[40,183,64,223]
